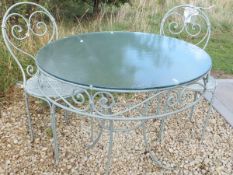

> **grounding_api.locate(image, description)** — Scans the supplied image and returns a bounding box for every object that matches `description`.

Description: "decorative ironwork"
[38,71,207,122]
[159,4,215,146]
[1,2,58,85]
[160,4,211,49]
[1,2,61,156]
[37,70,209,173]
[26,65,36,76]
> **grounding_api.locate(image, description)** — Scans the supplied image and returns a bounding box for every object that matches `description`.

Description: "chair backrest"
[1,2,58,87]
[160,4,211,49]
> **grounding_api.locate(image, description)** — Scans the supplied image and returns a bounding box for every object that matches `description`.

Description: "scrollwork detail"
[5,10,52,41]
[29,11,49,37]
[69,89,91,112]
[165,87,194,110]
[160,5,210,48]
[166,93,179,107]
[92,92,116,115]
[178,87,191,104]
[26,65,36,76]
[185,22,202,37]
[166,12,185,35]
[2,3,58,84]
[5,13,30,41]
[72,90,86,105]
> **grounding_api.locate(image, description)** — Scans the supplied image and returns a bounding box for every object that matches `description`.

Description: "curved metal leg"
[201,91,214,142]
[90,118,94,142]
[105,120,114,175]
[157,92,169,143]
[142,121,175,170]
[158,119,165,143]
[50,104,59,164]
[24,92,34,142]
[86,91,105,149]
[189,91,198,121]
[87,91,106,149]
[189,91,198,139]
[63,109,69,124]
[86,120,104,149]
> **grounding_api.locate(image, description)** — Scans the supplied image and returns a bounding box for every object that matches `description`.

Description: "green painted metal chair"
[159,4,216,142]
[1,2,77,163]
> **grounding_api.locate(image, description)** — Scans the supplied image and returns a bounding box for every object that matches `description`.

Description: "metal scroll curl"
[166,86,194,109]
[92,92,116,115]
[3,13,30,41]
[72,89,87,106]
[160,5,211,49]
[2,3,58,80]
[38,72,206,121]
[26,65,36,76]
[28,10,51,38]
[165,12,186,35]
[4,10,54,42]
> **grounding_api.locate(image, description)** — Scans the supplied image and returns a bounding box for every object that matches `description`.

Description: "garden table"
[36,31,212,174]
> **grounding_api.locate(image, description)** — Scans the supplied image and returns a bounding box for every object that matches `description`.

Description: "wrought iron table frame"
[37,68,211,174]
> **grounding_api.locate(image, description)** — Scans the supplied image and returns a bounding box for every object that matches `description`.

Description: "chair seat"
[189,76,216,91]
[206,76,217,90]
[25,73,77,98]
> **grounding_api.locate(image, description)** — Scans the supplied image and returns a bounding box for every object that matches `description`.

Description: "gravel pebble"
[0,87,233,174]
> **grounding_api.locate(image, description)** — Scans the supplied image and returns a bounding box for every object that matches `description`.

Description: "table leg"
[51,104,59,164]
[105,120,114,175]
[189,91,198,121]
[142,121,175,170]
[159,119,165,143]
[63,108,70,124]
[188,91,198,139]
[90,118,94,142]
[158,91,170,143]
[201,91,215,142]
[24,92,34,142]
[86,120,104,149]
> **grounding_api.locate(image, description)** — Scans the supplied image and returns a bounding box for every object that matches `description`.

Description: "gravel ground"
[0,87,233,175]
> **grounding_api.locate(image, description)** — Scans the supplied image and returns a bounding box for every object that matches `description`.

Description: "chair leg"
[63,109,69,124]
[189,92,198,121]
[86,119,104,149]
[142,121,174,170]
[189,91,198,139]
[201,91,214,143]
[24,92,34,142]
[50,104,59,164]
[158,119,165,143]
[90,118,96,142]
[105,120,114,175]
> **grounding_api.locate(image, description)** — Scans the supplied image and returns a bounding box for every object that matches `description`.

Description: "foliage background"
[0,0,130,20]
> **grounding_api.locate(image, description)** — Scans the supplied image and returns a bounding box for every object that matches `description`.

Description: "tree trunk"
[93,0,100,15]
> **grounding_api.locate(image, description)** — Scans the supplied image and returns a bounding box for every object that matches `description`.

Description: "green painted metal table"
[36,31,212,174]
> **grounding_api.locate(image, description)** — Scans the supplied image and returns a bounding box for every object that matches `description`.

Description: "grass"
[207,31,233,74]
[0,39,20,96]
[0,0,233,96]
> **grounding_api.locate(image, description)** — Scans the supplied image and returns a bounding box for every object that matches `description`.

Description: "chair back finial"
[160,4,211,49]
[1,2,58,87]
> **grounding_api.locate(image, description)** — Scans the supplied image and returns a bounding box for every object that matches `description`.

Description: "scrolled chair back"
[160,4,211,49]
[1,2,58,87]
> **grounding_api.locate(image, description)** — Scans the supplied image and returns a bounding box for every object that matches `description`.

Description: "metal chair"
[1,2,76,147]
[159,4,216,141]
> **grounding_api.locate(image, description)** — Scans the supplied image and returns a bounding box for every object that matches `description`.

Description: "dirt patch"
[211,71,233,79]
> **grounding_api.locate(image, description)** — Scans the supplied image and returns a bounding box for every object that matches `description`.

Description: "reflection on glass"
[36,32,212,90]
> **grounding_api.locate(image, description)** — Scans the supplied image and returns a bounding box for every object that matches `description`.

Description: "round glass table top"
[36,31,212,91]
